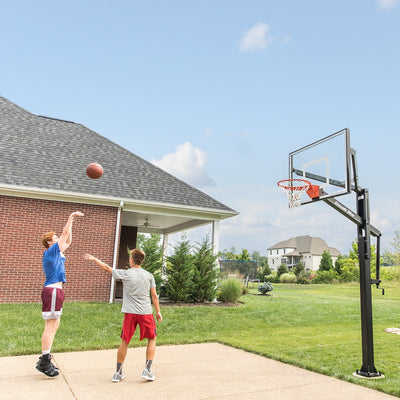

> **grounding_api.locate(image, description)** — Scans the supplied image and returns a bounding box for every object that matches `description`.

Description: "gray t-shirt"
[112,267,156,314]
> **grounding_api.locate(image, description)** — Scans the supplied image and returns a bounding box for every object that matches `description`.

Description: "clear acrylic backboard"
[289,128,351,206]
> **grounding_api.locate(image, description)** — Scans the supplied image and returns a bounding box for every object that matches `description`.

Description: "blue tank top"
[42,242,66,286]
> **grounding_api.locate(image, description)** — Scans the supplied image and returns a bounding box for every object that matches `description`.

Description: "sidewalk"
[1,343,397,400]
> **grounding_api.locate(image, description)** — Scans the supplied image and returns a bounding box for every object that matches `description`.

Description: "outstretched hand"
[84,254,95,261]
[71,211,84,218]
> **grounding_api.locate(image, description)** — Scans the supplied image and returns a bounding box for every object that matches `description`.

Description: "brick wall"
[0,195,119,303]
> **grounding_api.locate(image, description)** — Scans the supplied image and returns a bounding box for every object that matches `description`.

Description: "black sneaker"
[35,354,58,369]
[36,354,60,377]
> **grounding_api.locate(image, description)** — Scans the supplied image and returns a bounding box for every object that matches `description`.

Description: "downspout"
[109,200,124,304]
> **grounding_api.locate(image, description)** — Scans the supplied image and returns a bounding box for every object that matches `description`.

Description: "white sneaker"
[112,371,125,382]
[141,368,155,381]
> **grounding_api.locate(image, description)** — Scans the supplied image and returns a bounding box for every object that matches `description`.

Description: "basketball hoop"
[277,179,311,209]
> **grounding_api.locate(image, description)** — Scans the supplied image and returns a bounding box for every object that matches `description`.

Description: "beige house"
[267,235,341,272]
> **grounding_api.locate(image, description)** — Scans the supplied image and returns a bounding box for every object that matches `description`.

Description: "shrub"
[339,261,359,283]
[258,282,273,295]
[279,273,297,283]
[296,270,311,284]
[218,279,242,303]
[311,270,339,284]
[380,266,400,282]
[265,273,280,283]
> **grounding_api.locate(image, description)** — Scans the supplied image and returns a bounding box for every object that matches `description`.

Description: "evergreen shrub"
[257,282,273,294]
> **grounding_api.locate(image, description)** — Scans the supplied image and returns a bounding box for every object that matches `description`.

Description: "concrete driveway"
[1,343,397,400]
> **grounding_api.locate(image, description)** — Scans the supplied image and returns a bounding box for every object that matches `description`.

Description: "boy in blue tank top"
[36,211,84,377]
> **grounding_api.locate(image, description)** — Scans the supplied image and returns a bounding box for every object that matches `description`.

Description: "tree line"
[136,230,400,301]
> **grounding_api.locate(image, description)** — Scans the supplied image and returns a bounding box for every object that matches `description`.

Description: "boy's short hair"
[41,232,55,249]
[130,249,146,265]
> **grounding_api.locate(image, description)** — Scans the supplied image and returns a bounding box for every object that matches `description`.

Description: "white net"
[278,179,310,209]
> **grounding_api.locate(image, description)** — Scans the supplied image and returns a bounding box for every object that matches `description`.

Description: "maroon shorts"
[41,287,65,320]
[120,313,157,343]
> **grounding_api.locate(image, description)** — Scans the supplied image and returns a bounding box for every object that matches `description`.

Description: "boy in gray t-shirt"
[84,249,162,382]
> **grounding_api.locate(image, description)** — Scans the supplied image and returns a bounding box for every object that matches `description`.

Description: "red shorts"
[41,287,65,320]
[120,313,157,343]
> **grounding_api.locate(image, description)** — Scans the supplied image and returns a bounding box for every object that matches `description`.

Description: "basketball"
[86,163,103,179]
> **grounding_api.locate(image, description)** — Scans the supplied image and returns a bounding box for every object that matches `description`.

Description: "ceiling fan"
[143,218,159,228]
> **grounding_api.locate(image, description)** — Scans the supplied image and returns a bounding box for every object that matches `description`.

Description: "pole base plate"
[353,370,385,379]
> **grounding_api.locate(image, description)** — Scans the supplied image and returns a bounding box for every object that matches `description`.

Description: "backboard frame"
[289,128,351,206]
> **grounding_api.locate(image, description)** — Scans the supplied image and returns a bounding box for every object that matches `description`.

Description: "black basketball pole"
[355,189,381,377]
[293,133,383,378]
[321,159,383,377]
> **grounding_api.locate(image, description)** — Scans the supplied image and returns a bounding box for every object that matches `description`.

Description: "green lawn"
[2,283,400,396]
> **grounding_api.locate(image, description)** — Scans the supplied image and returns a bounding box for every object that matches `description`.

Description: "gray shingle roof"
[268,235,341,256]
[0,96,236,213]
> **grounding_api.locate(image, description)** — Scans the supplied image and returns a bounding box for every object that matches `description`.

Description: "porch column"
[212,219,220,255]
[161,233,169,278]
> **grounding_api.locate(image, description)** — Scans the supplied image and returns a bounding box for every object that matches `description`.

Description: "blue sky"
[1,0,399,255]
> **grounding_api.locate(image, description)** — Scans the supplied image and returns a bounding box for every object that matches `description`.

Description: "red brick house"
[0,96,238,303]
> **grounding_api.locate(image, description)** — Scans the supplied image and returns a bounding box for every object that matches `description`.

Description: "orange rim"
[277,179,311,191]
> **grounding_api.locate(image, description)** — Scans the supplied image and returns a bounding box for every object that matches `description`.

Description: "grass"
[2,283,400,396]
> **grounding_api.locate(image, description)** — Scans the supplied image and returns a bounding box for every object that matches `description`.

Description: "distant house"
[267,235,341,271]
[0,96,238,303]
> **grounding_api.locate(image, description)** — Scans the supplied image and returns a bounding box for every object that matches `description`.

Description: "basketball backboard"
[289,128,351,206]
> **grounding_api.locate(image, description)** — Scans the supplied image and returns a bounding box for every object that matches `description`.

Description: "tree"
[319,250,333,271]
[277,263,288,277]
[236,249,252,261]
[381,249,396,267]
[165,235,194,302]
[389,229,400,266]
[293,262,305,277]
[191,237,220,302]
[252,251,271,279]
[334,255,344,275]
[220,246,238,260]
[339,257,359,282]
[347,240,377,277]
[137,234,163,291]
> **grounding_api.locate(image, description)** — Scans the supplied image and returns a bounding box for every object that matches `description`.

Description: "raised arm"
[150,287,162,322]
[84,254,113,274]
[58,211,84,252]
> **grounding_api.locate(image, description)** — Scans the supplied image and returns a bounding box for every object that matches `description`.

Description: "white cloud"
[239,23,292,52]
[375,0,399,9]
[151,142,216,188]
[240,23,271,52]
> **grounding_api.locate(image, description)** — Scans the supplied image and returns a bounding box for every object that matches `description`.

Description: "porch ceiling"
[122,211,212,235]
